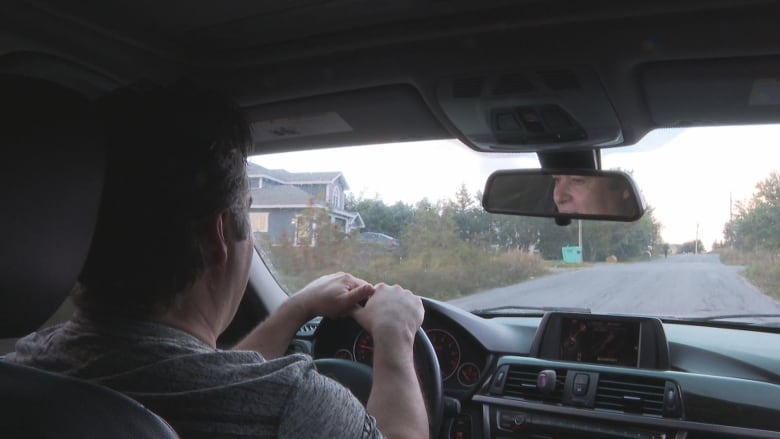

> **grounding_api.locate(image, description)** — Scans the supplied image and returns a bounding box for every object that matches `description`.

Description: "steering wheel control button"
[536,369,557,394]
[573,373,590,396]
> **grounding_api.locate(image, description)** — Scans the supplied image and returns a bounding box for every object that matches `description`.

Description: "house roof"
[247,162,348,189]
[250,186,321,208]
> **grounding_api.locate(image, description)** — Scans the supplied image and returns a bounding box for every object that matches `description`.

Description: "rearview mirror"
[482,169,645,221]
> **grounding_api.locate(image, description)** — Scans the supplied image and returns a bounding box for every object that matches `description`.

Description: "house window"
[294,215,316,246]
[249,177,261,189]
[332,185,342,209]
[250,212,269,233]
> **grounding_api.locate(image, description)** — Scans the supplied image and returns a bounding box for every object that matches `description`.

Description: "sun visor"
[245,85,448,154]
[643,57,780,127]
[436,66,623,152]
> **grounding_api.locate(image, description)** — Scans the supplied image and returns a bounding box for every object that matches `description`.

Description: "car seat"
[0,74,178,438]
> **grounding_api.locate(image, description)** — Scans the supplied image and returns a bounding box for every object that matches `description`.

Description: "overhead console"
[436,66,623,152]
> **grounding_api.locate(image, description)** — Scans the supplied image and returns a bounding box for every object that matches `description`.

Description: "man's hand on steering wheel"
[318,282,437,439]
[291,272,375,319]
[351,282,424,342]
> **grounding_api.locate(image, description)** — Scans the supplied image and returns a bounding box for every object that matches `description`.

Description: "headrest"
[0,75,104,336]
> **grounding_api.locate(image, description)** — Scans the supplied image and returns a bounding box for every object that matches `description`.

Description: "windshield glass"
[249,126,780,327]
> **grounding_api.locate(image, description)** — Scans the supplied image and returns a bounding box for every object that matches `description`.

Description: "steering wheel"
[313,318,443,439]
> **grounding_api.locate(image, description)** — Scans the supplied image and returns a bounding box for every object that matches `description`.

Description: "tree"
[444,186,549,252]
[451,184,474,211]
[679,240,705,254]
[724,172,780,257]
[754,171,780,205]
[401,200,463,269]
[535,218,578,258]
[346,194,414,238]
[536,207,661,262]
[446,185,494,248]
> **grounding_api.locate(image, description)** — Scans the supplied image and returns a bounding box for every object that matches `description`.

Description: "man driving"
[6,81,427,438]
[552,174,633,216]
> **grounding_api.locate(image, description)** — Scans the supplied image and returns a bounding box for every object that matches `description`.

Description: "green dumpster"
[561,246,582,264]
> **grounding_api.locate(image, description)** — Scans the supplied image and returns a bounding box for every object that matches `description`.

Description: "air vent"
[504,365,567,403]
[594,374,666,417]
[493,73,536,95]
[452,77,485,98]
[538,69,581,90]
[297,319,320,336]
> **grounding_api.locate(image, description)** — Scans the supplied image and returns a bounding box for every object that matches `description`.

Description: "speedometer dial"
[425,329,461,380]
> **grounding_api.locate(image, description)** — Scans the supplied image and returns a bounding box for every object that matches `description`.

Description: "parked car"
[356,232,400,250]
[3,1,780,438]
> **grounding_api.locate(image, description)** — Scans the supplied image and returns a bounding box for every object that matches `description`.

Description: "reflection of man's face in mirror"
[552,175,631,215]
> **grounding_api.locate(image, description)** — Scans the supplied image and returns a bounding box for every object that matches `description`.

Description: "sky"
[250,125,780,249]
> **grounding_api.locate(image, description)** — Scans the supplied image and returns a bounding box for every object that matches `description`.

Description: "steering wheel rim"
[313,319,443,439]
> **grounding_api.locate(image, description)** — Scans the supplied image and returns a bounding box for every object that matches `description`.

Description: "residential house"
[247,162,364,245]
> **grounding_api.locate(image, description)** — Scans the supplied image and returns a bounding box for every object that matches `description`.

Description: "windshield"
[249,126,780,327]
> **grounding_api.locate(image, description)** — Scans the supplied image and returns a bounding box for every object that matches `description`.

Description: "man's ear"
[203,209,231,267]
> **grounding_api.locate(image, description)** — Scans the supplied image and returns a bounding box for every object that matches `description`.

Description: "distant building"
[248,163,364,245]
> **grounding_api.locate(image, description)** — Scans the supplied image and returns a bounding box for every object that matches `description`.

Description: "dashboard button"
[574,373,590,396]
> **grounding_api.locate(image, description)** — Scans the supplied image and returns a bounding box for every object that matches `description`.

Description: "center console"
[472,312,681,438]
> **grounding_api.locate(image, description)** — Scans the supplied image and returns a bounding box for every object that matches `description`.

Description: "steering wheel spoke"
[313,318,443,438]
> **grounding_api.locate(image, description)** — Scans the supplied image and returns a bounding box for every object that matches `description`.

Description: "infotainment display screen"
[559,318,640,367]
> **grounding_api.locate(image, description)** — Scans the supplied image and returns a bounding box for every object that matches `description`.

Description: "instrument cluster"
[313,313,489,391]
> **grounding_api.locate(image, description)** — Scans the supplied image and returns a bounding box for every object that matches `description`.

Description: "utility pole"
[695,223,699,254]
[578,219,583,263]
[729,192,733,222]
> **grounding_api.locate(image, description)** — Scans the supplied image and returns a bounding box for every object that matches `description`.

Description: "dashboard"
[290,298,780,439]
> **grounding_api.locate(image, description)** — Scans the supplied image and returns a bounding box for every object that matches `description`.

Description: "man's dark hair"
[74,80,252,318]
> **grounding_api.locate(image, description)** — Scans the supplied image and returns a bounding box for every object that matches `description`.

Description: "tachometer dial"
[352,330,374,365]
[457,362,481,387]
[425,329,461,380]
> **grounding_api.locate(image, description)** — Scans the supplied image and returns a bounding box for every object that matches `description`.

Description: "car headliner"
[4,0,780,155]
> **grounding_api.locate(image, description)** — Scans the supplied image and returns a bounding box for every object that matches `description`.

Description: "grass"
[544,260,589,269]
[262,242,549,301]
[716,248,780,301]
